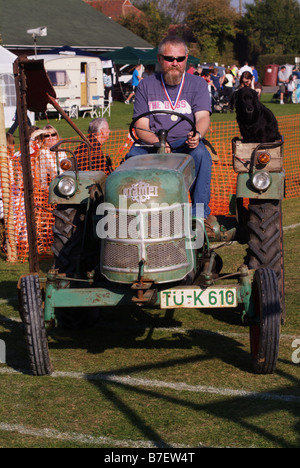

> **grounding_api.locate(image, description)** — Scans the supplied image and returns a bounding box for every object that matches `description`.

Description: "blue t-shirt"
[132,69,140,87]
[133,73,211,143]
[210,74,221,89]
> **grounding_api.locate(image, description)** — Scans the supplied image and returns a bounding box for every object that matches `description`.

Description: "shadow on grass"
[2,304,300,448]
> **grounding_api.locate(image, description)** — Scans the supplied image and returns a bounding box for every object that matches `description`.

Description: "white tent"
[0,46,18,129]
[0,46,35,130]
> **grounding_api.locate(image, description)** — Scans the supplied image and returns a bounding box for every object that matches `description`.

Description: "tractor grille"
[101,204,191,278]
[103,242,139,269]
[147,209,185,239]
[147,239,187,269]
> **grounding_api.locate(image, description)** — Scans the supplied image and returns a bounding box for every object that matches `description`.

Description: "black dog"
[230,87,281,143]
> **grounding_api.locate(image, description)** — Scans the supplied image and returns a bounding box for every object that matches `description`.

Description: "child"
[287,74,296,103]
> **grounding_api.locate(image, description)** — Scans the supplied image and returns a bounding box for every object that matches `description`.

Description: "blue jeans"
[126,138,212,218]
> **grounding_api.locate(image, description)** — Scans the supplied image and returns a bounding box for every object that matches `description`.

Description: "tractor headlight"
[57,176,77,197]
[251,171,271,192]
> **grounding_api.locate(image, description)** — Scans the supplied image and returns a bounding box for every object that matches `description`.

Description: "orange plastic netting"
[0,116,299,262]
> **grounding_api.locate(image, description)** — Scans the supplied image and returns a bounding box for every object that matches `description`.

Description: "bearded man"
[125,35,213,222]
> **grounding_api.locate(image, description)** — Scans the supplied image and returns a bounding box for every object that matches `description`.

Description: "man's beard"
[163,67,184,85]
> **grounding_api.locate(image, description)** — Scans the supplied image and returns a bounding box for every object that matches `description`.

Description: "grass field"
[1,93,299,449]
[0,198,299,448]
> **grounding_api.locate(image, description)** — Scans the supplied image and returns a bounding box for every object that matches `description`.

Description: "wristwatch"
[196,131,202,139]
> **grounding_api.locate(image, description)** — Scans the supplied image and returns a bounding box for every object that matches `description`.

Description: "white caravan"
[32,53,105,116]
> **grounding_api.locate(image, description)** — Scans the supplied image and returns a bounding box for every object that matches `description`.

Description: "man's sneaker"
[125,100,130,104]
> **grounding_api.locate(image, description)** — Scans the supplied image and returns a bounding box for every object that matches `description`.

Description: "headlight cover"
[251,171,271,192]
[57,175,77,197]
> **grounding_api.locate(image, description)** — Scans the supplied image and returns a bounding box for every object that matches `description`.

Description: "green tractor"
[16,58,285,377]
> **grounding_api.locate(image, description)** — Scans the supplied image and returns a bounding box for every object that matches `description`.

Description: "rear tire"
[20,275,52,376]
[250,268,281,374]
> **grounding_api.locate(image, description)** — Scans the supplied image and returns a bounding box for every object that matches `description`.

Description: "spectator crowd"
[126,59,300,111]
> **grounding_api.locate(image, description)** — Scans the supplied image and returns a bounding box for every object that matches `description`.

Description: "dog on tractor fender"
[230,87,281,143]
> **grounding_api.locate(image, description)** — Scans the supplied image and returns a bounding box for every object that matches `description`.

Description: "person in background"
[103,69,113,102]
[222,68,236,100]
[142,65,155,79]
[278,65,289,105]
[40,124,66,189]
[238,61,252,78]
[42,124,60,148]
[76,118,110,171]
[125,64,143,104]
[210,67,223,97]
[194,65,203,76]
[6,133,15,154]
[239,70,263,99]
[7,110,31,135]
[292,67,300,79]
[250,65,259,83]
[287,74,297,103]
[230,64,239,87]
[187,63,195,74]
[201,69,216,106]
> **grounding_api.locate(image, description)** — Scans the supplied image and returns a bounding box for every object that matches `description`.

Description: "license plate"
[160,287,237,309]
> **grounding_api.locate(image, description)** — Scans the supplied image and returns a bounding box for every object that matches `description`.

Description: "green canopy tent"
[102,47,157,100]
[103,46,200,100]
[101,46,156,65]
[102,46,200,66]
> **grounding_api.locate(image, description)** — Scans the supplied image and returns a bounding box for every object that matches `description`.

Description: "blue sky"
[231,0,300,13]
[231,0,251,13]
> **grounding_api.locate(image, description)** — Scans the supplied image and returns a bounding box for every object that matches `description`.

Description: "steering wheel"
[129,110,197,153]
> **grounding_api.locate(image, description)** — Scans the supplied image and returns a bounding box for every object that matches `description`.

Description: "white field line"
[0,364,299,447]
[1,366,300,403]
[283,222,300,232]
[0,221,299,444]
[0,422,190,448]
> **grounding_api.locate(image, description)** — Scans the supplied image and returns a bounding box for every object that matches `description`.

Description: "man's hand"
[186,131,200,149]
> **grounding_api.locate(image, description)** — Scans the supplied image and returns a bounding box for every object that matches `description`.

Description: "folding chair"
[57,97,69,120]
[69,105,79,119]
[82,95,101,118]
[100,98,111,117]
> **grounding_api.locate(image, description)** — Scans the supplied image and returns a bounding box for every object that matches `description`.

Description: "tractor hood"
[106,153,195,208]
[100,153,196,284]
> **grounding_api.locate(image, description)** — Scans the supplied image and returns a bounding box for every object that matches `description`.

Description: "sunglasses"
[161,55,187,63]
[44,133,58,138]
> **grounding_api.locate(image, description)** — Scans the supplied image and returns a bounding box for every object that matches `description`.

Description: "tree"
[134,0,182,21]
[240,0,300,56]
[185,0,239,63]
[118,1,172,46]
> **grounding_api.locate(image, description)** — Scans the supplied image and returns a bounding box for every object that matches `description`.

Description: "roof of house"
[0,0,152,52]
[84,0,144,21]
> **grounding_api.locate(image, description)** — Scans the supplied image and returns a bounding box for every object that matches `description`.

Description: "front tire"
[51,204,101,329]
[250,268,281,374]
[52,205,85,276]
[20,275,52,376]
[246,200,285,323]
